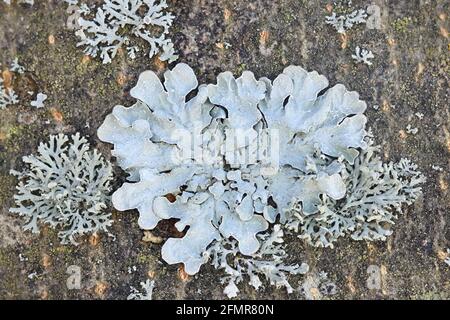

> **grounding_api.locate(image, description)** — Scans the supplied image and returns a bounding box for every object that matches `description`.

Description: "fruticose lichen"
[10,133,114,245]
[286,138,426,248]
[204,225,309,298]
[74,0,178,64]
[98,63,424,277]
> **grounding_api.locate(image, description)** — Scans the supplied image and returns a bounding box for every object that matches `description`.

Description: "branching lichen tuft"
[10,133,114,245]
[286,138,426,248]
[74,0,178,64]
[127,279,155,300]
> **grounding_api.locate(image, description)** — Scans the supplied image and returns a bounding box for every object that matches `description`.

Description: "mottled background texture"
[0,0,449,299]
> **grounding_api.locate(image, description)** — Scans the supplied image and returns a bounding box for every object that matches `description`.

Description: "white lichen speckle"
[78,3,90,15]
[127,279,155,300]
[352,46,375,66]
[27,272,38,279]
[30,93,47,108]
[204,225,309,298]
[127,265,137,274]
[415,112,424,120]
[10,133,114,245]
[75,0,178,64]
[18,253,28,262]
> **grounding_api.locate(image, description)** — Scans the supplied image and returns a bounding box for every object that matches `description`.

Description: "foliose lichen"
[10,133,114,245]
[127,279,155,300]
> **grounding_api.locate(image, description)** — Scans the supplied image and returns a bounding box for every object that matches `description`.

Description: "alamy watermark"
[170,126,280,175]
[66,265,81,290]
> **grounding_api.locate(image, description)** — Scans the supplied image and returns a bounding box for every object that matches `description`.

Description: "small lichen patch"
[0,75,19,110]
[406,124,419,135]
[325,8,367,33]
[30,92,47,108]
[74,0,178,64]
[392,17,413,33]
[205,225,309,298]
[142,231,163,244]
